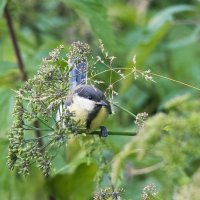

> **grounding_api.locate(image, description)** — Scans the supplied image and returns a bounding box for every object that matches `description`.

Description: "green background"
[1,0,200,199]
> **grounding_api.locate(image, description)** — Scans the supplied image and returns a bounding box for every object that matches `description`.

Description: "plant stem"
[4,6,27,81]
[149,72,200,91]
[24,128,52,132]
[92,130,137,136]
[23,124,52,132]
[35,117,54,131]
[112,102,137,119]
[33,120,43,147]
[128,161,164,176]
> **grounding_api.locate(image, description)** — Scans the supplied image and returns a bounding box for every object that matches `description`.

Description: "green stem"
[24,135,49,143]
[149,72,200,91]
[92,130,137,136]
[112,102,137,119]
[4,6,27,81]
[35,117,54,131]
[24,128,52,132]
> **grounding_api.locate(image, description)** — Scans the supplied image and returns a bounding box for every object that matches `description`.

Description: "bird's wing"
[56,97,73,123]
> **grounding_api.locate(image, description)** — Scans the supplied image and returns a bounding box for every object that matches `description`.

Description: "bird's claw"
[100,126,108,137]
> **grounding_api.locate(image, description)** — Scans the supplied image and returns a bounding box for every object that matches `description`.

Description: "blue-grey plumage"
[68,59,87,89]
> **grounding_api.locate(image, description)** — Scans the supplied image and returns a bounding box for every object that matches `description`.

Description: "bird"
[57,41,111,136]
[57,84,112,136]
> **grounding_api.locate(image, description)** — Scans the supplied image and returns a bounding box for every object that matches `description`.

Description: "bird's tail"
[68,58,87,89]
[68,42,90,90]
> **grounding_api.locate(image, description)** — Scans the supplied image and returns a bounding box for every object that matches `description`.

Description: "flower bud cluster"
[7,97,24,170]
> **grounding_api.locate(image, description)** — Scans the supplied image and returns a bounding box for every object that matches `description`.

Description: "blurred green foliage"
[1,0,200,199]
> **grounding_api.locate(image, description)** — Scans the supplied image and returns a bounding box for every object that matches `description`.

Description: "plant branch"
[92,130,137,136]
[4,6,27,81]
[127,161,164,176]
[112,102,137,118]
[149,72,200,91]
[32,120,43,148]
[35,117,54,131]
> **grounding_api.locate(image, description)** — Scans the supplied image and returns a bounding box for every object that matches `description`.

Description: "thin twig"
[4,6,27,81]
[149,72,200,91]
[23,124,52,132]
[127,161,164,176]
[24,135,50,143]
[24,128,52,132]
[92,130,137,136]
[112,102,137,118]
[35,117,54,131]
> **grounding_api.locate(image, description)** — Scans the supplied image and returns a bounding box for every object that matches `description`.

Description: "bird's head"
[71,85,112,114]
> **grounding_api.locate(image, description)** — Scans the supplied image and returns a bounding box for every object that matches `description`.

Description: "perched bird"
[57,41,111,136]
[57,85,112,136]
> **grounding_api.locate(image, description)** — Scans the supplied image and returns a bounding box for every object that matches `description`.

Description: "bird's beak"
[96,100,108,106]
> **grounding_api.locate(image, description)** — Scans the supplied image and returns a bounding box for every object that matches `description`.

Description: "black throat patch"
[86,105,102,129]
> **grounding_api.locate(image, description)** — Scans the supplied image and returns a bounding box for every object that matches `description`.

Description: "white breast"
[68,95,96,125]
[57,95,96,127]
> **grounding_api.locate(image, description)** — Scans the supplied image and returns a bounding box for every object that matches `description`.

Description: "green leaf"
[49,163,97,200]
[0,68,21,87]
[0,0,7,17]
[136,22,171,65]
[0,88,15,135]
[148,5,195,31]
[63,0,116,51]
[0,139,17,199]
[136,5,194,65]
[166,26,200,49]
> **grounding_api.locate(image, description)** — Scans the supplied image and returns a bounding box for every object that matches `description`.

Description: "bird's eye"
[88,96,93,100]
